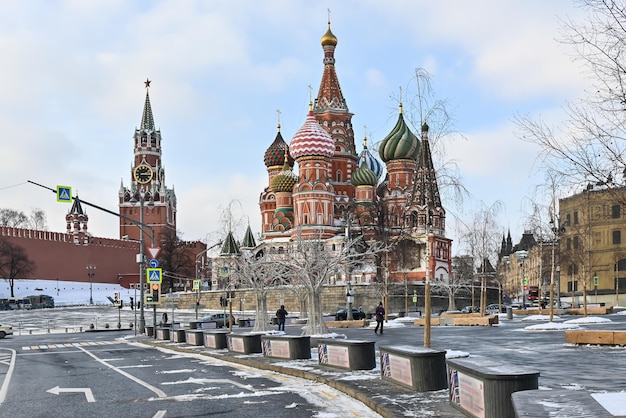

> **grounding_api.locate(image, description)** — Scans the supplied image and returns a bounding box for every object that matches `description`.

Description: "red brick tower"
[289,104,336,239]
[314,20,357,220]
[119,80,177,247]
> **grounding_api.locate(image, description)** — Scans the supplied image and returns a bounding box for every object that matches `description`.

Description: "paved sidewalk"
[133,334,465,418]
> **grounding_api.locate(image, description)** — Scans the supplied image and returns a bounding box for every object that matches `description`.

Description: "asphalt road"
[2,306,626,417]
[0,330,379,418]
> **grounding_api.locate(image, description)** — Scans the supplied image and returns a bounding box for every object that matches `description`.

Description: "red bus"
[528,286,539,301]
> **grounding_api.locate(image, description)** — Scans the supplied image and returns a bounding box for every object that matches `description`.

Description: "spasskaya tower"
[118,80,177,245]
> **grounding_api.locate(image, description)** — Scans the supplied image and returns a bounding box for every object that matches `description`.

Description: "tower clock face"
[133,164,153,184]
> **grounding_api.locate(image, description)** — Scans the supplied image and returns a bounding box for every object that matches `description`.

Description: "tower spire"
[141,78,155,131]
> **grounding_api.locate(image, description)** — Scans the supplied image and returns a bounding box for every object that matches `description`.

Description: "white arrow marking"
[47,386,95,402]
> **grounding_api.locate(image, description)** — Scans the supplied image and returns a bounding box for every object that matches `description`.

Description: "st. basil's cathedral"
[251,20,452,287]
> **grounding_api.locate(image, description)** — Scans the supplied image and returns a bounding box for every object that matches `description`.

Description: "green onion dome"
[351,163,378,187]
[378,103,419,162]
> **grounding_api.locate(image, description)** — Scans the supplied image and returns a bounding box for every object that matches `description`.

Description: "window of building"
[613,230,621,245]
[573,236,579,249]
[613,204,621,219]
[567,281,578,292]
[574,211,579,224]
[565,213,571,226]
[566,238,571,250]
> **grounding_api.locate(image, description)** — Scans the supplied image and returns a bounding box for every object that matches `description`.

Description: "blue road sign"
[56,186,72,203]
[146,268,162,284]
[149,259,159,268]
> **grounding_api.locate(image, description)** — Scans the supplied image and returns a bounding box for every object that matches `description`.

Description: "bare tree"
[0,208,47,230]
[458,202,503,314]
[158,229,195,293]
[0,238,35,297]
[516,1,626,193]
[276,229,386,336]
[231,251,292,332]
[395,68,470,213]
[433,255,474,311]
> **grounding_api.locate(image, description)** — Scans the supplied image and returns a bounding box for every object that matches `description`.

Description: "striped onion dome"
[264,129,294,168]
[378,103,419,162]
[350,164,378,187]
[357,136,383,180]
[270,156,298,193]
[289,109,335,160]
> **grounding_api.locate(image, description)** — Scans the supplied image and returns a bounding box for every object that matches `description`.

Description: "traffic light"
[151,283,160,303]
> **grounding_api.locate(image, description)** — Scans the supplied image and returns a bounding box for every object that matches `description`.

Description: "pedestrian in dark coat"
[374,302,385,334]
[276,305,288,331]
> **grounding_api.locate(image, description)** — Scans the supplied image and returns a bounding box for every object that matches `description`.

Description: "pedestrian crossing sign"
[56,185,72,203]
[146,268,162,284]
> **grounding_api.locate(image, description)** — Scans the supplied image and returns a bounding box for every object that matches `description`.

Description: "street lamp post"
[86,264,96,305]
[424,232,432,348]
[131,191,154,334]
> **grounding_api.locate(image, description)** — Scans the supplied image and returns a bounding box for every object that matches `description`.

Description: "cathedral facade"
[256,21,453,286]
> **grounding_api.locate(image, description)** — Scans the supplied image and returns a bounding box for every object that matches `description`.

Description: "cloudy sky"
[0,1,591,254]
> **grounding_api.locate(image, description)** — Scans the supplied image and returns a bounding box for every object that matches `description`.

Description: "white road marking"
[46,386,95,402]
[0,348,16,405]
[74,343,167,398]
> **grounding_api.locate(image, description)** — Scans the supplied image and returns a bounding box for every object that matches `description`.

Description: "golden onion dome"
[321,22,338,47]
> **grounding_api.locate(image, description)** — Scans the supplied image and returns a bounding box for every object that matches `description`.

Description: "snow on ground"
[564,316,613,324]
[522,314,614,330]
[592,392,626,417]
[521,314,561,322]
[523,322,582,331]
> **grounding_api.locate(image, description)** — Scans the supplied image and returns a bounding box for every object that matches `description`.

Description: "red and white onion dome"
[289,110,335,160]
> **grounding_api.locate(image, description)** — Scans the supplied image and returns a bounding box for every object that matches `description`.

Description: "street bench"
[317,338,375,370]
[565,330,626,346]
[185,329,204,346]
[203,329,229,349]
[512,389,612,417]
[227,332,263,354]
[261,335,311,360]
[569,306,613,315]
[170,328,186,343]
[447,356,539,418]
[379,345,447,391]
[324,319,369,328]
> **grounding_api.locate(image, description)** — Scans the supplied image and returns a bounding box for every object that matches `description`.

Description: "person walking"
[276,304,288,331]
[374,301,385,334]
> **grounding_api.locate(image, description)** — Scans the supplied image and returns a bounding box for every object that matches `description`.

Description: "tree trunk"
[9,278,14,298]
[302,287,329,336]
[448,291,455,311]
[253,291,270,332]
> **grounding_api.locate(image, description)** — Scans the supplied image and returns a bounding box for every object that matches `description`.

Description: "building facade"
[558,185,626,306]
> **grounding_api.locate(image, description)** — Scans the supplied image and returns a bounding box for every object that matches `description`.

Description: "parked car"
[0,324,13,338]
[460,306,479,313]
[486,304,504,314]
[199,313,232,328]
[335,308,366,321]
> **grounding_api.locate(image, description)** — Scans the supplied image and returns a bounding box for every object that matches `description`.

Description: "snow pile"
[523,322,582,331]
[563,316,613,325]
